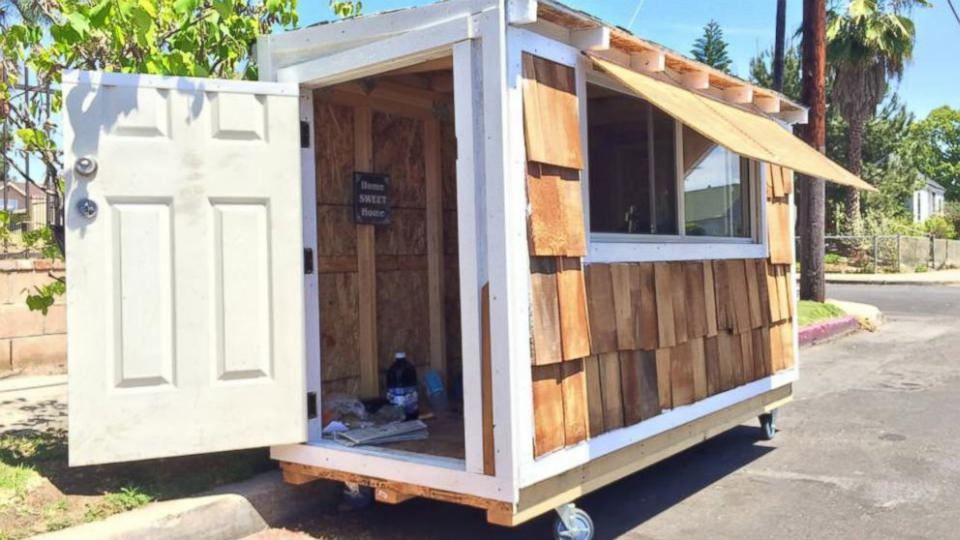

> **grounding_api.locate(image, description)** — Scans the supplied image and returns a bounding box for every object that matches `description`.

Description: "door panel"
[63,71,306,466]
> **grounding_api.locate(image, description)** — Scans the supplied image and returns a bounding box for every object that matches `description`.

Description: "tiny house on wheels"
[62,0,873,537]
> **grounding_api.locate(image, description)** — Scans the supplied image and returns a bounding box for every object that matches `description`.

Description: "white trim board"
[519,368,798,487]
[277,16,476,86]
[587,241,768,263]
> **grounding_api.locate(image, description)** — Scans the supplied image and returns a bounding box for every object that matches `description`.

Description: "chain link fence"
[798,235,960,274]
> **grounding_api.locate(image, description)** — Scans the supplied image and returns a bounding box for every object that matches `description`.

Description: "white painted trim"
[485,16,532,498]
[300,91,322,443]
[271,440,514,502]
[62,70,297,96]
[630,50,665,73]
[266,0,496,55]
[453,39,485,475]
[511,26,581,65]
[587,241,768,264]
[276,16,475,86]
[507,0,539,24]
[519,368,799,487]
[570,26,611,51]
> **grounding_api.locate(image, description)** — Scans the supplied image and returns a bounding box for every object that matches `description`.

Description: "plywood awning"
[590,56,876,192]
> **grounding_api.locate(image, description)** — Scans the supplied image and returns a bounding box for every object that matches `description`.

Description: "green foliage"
[691,20,732,73]
[921,215,957,239]
[749,44,802,101]
[945,201,960,235]
[329,0,360,18]
[906,106,960,200]
[798,300,845,327]
[915,263,928,273]
[824,252,845,265]
[26,279,66,315]
[0,211,11,245]
[22,225,61,259]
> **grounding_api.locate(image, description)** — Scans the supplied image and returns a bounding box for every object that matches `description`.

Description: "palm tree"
[827,0,926,231]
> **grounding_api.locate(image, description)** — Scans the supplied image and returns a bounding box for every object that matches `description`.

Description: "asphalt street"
[284,284,960,539]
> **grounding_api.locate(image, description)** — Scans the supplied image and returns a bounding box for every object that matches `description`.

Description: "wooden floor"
[377,414,465,459]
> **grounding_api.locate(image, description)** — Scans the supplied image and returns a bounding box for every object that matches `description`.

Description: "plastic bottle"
[386,352,419,421]
[422,368,449,416]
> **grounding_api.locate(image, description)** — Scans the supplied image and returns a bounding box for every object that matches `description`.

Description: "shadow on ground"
[284,424,773,540]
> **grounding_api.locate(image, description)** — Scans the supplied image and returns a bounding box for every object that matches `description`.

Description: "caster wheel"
[553,505,594,540]
[759,409,778,440]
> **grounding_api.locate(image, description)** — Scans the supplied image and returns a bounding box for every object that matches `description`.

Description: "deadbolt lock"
[77,199,98,219]
[75,157,97,177]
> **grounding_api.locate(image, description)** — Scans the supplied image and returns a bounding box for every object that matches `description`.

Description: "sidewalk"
[825,269,960,285]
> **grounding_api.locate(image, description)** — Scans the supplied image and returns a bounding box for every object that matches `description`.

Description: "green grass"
[798,300,845,327]
[0,463,39,500]
[84,487,153,522]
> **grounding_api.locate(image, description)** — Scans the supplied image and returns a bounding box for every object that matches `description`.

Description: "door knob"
[77,199,98,219]
[75,157,97,177]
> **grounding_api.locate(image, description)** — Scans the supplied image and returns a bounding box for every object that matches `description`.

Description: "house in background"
[1,181,48,229]
[1,182,28,212]
[912,177,946,223]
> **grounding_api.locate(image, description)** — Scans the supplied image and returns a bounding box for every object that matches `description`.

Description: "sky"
[297,0,960,119]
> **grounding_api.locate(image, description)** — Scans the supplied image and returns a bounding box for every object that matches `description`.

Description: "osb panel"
[372,111,426,208]
[521,53,584,170]
[526,163,587,257]
[376,270,430,372]
[314,98,355,206]
[322,376,361,399]
[441,119,458,211]
[443,209,459,256]
[375,208,426,256]
[444,254,462,376]
[317,206,356,257]
[533,363,566,457]
[319,272,360,382]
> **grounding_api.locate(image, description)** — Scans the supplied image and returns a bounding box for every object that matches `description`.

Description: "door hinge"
[304,248,314,275]
[307,391,317,419]
[300,120,310,149]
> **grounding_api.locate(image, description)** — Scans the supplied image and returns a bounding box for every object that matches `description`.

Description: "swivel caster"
[759,409,778,441]
[553,503,594,540]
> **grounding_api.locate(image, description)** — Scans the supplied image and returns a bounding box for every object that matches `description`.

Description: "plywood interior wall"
[313,72,460,400]
[522,48,798,457]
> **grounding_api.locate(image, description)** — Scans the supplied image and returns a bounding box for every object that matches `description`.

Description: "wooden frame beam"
[680,69,710,90]
[755,94,781,114]
[570,26,610,51]
[277,16,475,86]
[630,50,665,73]
[723,85,754,104]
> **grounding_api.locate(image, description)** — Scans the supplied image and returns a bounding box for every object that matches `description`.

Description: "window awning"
[589,56,876,192]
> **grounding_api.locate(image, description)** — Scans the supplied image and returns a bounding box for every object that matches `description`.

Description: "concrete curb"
[826,299,885,331]
[32,470,340,540]
[799,315,860,348]
[825,278,960,286]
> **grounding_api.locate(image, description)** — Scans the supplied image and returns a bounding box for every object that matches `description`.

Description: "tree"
[1,0,299,310]
[907,106,960,200]
[329,0,360,17]
[691,20,732,73]
[799,0,828,302]
[749,45,802,102]
[827,0,928,231]
[773,0,787,91]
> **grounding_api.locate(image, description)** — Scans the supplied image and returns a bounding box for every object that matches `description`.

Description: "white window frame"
[582,70,768,264]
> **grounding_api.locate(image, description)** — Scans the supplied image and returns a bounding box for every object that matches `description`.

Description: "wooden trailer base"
[279,384,792,528]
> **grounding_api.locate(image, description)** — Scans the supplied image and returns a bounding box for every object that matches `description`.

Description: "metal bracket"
[304,248,314,275]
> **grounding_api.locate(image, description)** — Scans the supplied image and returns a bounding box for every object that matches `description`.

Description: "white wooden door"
[63,71,306,466]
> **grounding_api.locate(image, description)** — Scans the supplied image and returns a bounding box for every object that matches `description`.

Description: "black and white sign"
[353,172,391,225]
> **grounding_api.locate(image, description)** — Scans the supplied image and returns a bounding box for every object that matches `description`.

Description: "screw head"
[75,156,97,176]
[76,199,98,219]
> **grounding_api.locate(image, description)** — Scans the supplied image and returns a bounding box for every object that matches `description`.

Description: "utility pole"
[773,0,787,92]
[799,0,827,302]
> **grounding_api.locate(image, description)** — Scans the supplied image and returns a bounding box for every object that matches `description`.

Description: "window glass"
[587,85,677,234]
[682,126,751,238]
